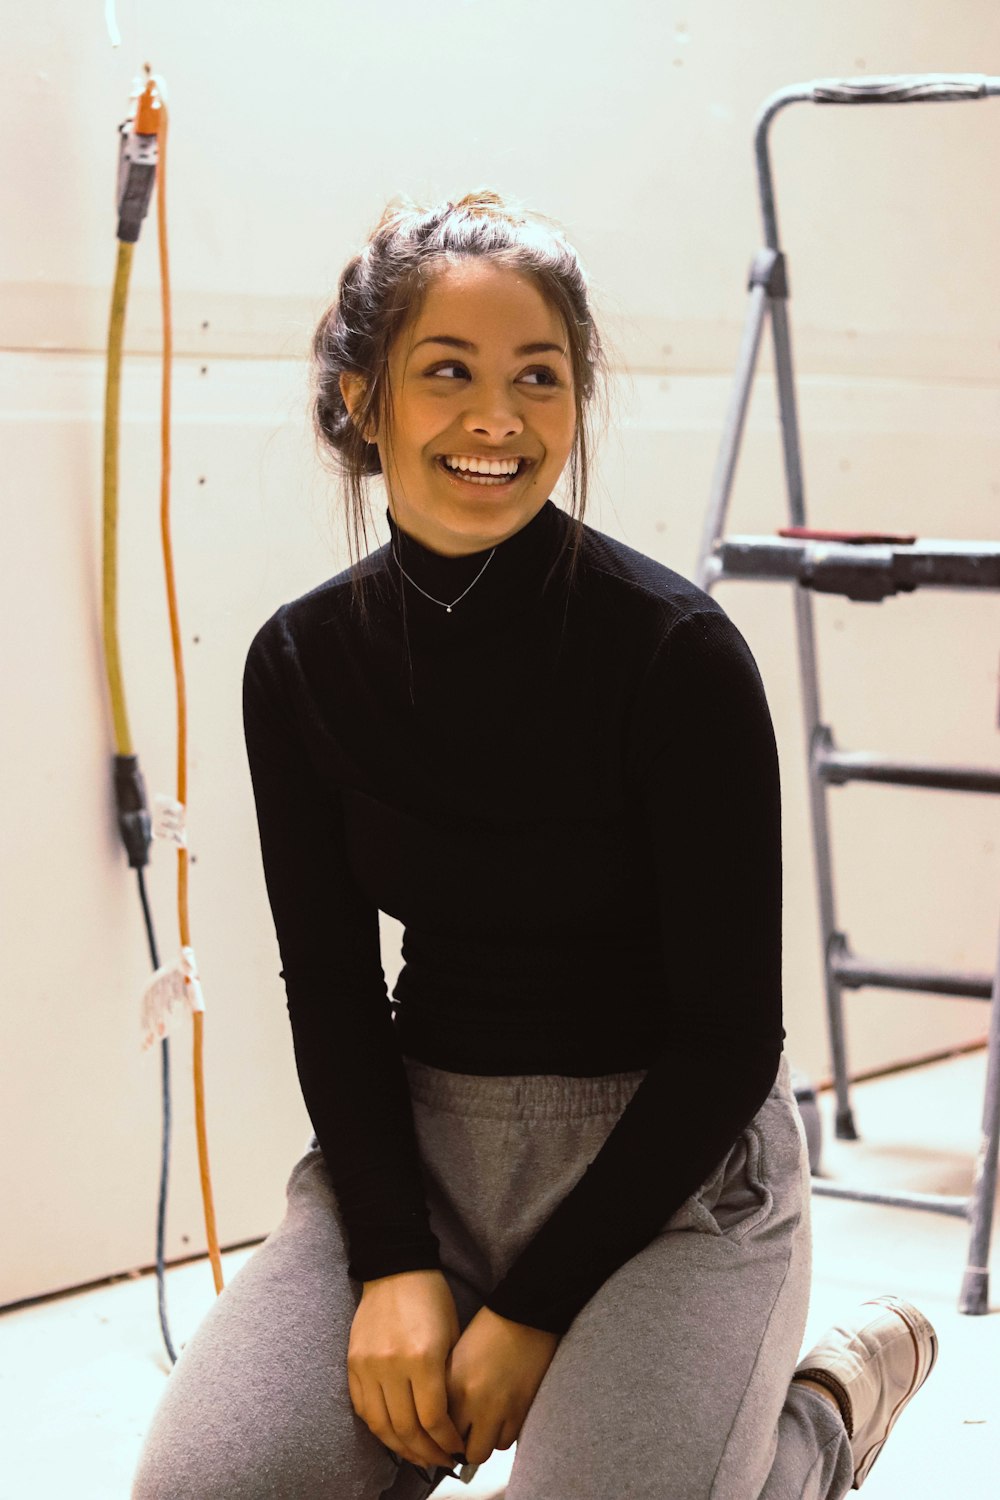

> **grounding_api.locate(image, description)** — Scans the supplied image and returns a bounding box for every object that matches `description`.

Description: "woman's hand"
[446,1305,560,1466]
[347,1269,469,1471]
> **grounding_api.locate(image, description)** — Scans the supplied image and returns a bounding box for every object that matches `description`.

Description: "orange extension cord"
[141,72,224,1295]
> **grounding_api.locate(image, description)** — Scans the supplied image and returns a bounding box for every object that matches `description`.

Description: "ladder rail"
[811,1181,971,1219]
[752,75,1000,256]
[696,279,771,583]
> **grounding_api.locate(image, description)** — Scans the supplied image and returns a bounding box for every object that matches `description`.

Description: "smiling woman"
[132,190,938,1500]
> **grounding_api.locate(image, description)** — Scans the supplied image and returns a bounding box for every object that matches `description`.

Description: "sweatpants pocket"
[665,1123,773,1242]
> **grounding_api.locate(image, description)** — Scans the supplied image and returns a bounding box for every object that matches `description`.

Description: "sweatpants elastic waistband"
[401,1052,649,1122]
[402,1050,792,1122]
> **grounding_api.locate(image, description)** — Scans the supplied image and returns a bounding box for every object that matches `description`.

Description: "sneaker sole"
[852,1295,939,1488]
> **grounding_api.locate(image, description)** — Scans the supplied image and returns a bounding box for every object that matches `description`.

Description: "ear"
[339,371,378,444]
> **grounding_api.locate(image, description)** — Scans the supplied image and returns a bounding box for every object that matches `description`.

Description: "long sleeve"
[484,608,785,1333]
[242,612,441,1282]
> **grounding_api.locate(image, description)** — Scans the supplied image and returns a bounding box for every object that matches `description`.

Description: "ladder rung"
[810,1180,970,1218]
[714,535,1000,600]
[831,950,994,999]
[817,748,1000,794]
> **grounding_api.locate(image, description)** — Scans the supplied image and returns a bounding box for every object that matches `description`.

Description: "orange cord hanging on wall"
[130,70,223,1296]
[146,71,225,1297]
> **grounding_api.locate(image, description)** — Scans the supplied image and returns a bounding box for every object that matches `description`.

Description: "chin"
[393,490,546,556]
[457,507,538,549]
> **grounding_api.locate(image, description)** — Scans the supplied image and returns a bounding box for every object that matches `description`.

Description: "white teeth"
[443,455,521,476]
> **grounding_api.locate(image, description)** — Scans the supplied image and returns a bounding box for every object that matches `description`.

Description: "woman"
[132,190,936,1500]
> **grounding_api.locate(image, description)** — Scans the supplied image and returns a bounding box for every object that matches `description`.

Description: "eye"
[520,367,560,386]
[427,361,470,379]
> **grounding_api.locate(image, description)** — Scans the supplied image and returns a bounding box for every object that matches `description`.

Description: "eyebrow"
[412,335,568,357]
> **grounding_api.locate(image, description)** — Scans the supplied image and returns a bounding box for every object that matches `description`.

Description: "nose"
[461,381,524,442]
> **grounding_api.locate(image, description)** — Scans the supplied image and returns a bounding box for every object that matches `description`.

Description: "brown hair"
[309,188,612,615]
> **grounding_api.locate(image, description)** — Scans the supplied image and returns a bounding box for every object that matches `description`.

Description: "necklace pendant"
[392,541,496,613]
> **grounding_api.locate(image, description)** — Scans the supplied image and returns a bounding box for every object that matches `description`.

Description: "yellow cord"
[102,240,135,757]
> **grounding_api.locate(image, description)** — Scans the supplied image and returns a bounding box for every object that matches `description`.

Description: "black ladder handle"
[751,73,1000,251]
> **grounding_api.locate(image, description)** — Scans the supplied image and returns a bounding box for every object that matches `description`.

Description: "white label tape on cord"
[152,793,187,846]
[140,946,206,1050]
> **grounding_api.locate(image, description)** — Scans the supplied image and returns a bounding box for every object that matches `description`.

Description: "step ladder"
[694,73,1000,1315]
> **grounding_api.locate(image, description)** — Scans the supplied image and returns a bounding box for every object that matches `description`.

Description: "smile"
[437,455,530,487]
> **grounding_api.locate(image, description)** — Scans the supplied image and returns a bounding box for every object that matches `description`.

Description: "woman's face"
[345,259,577,557]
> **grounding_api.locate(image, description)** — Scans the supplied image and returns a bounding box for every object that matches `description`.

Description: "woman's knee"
[129,1147,393,1496]
[130,1370,391,1499]
[129,1269,390,1498]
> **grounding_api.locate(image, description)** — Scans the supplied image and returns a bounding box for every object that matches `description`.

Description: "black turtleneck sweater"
[242,499,784,1335]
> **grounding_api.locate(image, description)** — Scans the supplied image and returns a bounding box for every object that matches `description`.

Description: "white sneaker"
[794,1294,938,1488]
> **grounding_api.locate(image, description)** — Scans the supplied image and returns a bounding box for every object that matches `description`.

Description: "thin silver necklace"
[391,543,497,613]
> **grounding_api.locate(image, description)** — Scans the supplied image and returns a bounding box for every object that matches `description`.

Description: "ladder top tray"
[714,536,1000,599]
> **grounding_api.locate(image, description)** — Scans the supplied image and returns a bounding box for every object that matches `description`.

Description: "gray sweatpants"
[131,1052,854,1499]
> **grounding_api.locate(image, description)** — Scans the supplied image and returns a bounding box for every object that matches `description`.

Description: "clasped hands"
[347,1269,560,1472]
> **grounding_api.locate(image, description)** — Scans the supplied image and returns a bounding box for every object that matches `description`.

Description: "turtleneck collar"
[384,499,571,630]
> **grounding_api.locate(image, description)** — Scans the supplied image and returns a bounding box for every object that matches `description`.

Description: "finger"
[496,1416,520,1452]
[383,1379,457,1470]
[463,1417,499,1469]
[445,1368,472,1458]
[359,1379,422,1468]
[412,1368,467,1459]
[347,1368,366,1423]
[360,1378,394,1449]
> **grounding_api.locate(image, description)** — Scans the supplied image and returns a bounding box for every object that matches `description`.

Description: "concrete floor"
[2,1051,999,1499]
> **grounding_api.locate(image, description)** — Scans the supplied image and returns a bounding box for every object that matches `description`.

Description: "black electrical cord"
[136,863,178,1365]
[113,756,179,1366]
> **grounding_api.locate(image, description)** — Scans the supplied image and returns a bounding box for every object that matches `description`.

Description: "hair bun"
[371,187,540,238]
[449,188,524,220]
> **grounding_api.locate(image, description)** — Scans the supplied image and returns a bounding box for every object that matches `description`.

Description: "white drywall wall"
[2,0,998,1303]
